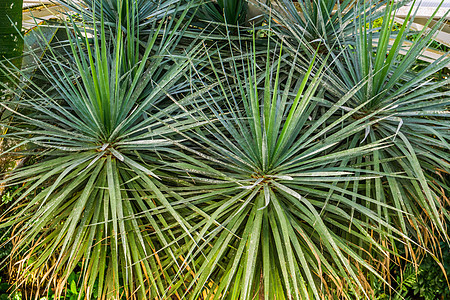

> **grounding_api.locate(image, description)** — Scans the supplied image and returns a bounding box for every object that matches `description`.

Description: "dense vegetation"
[0,0,449,299]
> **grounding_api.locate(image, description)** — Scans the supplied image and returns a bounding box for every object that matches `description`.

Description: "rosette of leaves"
[269,0,390,57]
[0,10,210,299]
[56,0,200,75]
[192,0,249,36]
[58,0,194,31]
[164,37,411,299]
[200,0,247,25]
[319,0,450,247]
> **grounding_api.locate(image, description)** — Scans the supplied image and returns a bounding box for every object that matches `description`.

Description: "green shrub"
[371,241,450,300]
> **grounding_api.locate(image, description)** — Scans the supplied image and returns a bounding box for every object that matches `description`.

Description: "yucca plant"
[196,0,248,27]
[58,0,193,30]
[187,0,260,43]
[269,0,390,56]
[0,7,212,299]
[59,0,202,77]
[318,0,450,247]
[156,35,419,299]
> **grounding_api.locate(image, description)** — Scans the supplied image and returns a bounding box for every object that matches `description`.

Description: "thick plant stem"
[0,0,24,180]
[0,0,24,85]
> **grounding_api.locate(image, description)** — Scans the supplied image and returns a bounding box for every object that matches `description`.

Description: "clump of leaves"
[161,33,419,298]
[318,0,450,249]
[0,7,209,299]
[197,0,248,26]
